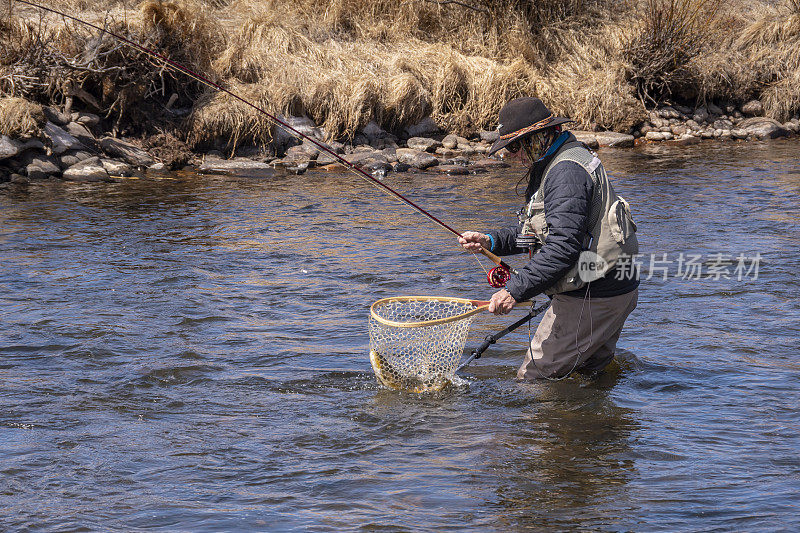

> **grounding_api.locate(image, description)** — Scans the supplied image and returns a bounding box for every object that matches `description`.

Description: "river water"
[1,139,799,531]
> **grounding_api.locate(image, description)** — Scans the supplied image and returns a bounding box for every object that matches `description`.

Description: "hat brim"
[487,117,574,157]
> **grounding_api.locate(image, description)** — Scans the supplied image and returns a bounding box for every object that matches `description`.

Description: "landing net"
[368,296,480,392]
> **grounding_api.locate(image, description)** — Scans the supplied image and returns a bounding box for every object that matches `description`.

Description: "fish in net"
[368,297,486,393]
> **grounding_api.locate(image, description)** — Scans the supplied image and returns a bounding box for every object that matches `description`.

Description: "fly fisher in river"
[459,97,640,380]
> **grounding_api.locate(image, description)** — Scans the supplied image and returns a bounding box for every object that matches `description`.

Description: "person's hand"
[458,231,490,252]
[488,289,516,315]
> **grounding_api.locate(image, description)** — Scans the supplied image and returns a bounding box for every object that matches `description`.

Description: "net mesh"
[368,298,478,392]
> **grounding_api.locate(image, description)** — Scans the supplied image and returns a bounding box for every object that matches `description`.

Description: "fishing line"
[11,0,514,286]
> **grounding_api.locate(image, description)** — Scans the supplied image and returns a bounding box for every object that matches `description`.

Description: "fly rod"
[12,0,514,286]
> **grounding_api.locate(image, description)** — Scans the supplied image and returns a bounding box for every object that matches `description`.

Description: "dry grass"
[0,96,45,137]
[2,0,800,147]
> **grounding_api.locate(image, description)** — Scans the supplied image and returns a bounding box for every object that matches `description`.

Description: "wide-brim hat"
[487,97,573,156]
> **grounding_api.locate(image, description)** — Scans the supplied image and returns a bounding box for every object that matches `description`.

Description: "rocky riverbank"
[2,100,799,185]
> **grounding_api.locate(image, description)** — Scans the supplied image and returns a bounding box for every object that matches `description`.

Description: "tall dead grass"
[3,0,800,147]
[0,96,45,137]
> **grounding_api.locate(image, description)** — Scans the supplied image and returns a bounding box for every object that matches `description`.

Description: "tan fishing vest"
[519,141,638,295]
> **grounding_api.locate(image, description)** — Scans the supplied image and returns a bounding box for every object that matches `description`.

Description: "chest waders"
[518,141,639,296]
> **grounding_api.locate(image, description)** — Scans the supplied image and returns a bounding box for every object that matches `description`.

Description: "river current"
[1,139,799,531]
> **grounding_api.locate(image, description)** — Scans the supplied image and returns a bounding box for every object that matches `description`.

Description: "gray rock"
[45,122,84,154]
[658,106,681,119]
[285,143,319,161]
[435,148,461,158]
[396,148,439,169]
[284,116,325,141]
[42,106,70,126]
[434,164,469,175]
[738,117,791,139]
[662,132,674,140]
[725,104,737,114]
[361,121,391,143]
[343,151,389,169]
[645,131,667,141]
[472,158,510,169]
[784,121,800,133]
[719,130,733,140]
[693,108,709,123]
[713,119,734,130]
[19,139,45,152]
[65,122,96,147]
[594,132,635,148]
[659,126,672,133]
[572,131,600,149]
[671,124,688,136]
[101,159,134,177]
[479,129,499,143]
[63,157,111,181]
[650,116,666,128]
[673,133,700,145]
[0,135,22,161]
[406,137,442,153]
[707,103,724,115]
[741,100,763,117]
[380,147,398,163]
[197,158,275,178]
[700,129,715,139]
[403,117,440,138]
[74,112,100,128]
[442,134,459,149]
[10,173,28,184]
[149,162,167,171]
[393,161,411,173]
[23,153,61,179]
[685,119,701,131]
[99,137,154,166]
[731,128,749,140]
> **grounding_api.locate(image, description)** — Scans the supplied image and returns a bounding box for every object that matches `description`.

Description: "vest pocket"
[608,197,637,244]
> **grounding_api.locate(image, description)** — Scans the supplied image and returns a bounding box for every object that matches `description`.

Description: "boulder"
[59,150,93,169]
[738,117,791,140]
[741,100,764,117]
[0,135,22,161]
[479,129,499,143]
[101,159,134,177]
[343,151,390,170]
[197,158,275,178]
[434,164,469,175]
[571,131,600,149]
[396,148,439,169]
[406,137,442,153]
[99,137,154,166]
[472,158,510,169]
[62,157,111,181]
[44,122,84,154]
[692,107,709,123]
[42,106,70,126]
[594,132,635,148]
[672,133,700,145]
[442,134,459,149]
[403,117,440,138]
[65,122,96,148]
[731,128,749,140]
[74,112,100,128]
[23,153,61,179]
[706,102,724,115]
[645,131,667,141]
[361,121,392,143]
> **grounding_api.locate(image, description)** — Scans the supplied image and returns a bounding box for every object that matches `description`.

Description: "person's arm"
[504,161,593,301]
[458,226,522,256]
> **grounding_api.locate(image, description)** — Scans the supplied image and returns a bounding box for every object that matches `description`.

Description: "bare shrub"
[625,0,722,104]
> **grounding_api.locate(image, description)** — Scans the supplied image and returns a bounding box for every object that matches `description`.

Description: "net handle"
[370,296,526,329]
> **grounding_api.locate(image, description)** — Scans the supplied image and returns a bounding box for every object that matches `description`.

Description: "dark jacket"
[488,135,639,300]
